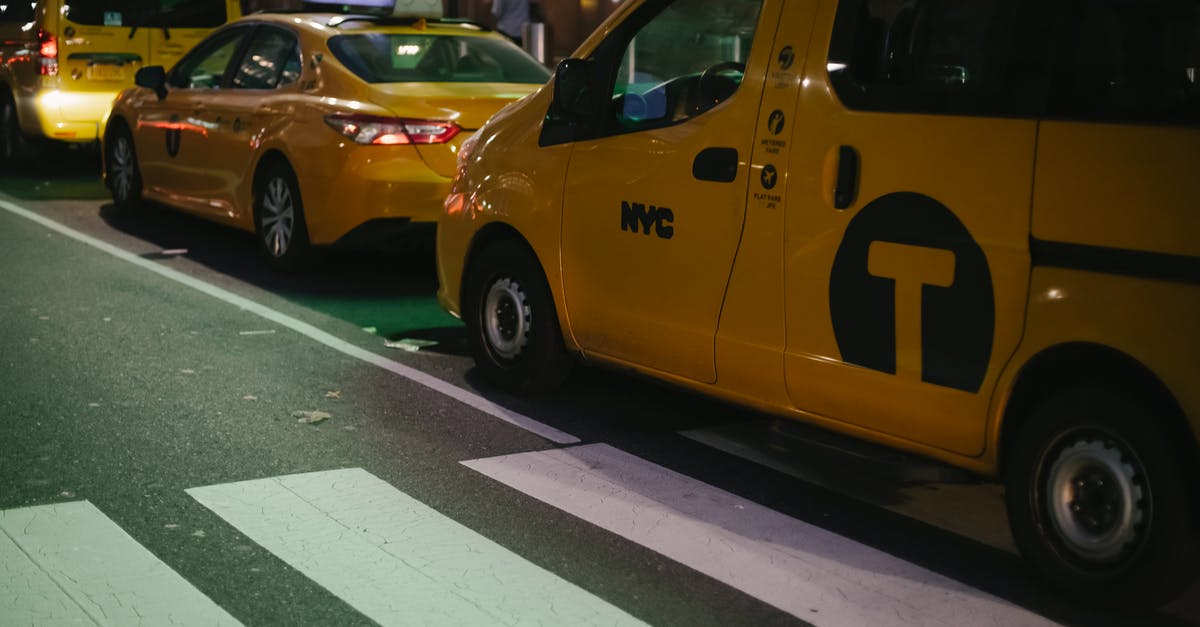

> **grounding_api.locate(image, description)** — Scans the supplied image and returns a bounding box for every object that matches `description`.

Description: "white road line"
[187,468,645,626]
[0,196,578,445]
[0,501,240,626]
[462,444,1060,627]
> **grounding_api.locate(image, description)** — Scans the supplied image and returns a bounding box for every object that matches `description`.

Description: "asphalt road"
[1,150,1197,627]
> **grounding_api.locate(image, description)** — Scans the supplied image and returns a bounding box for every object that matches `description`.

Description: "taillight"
[37,29,57,76]
[323,113,460,145]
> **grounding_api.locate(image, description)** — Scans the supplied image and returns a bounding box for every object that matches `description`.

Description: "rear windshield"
[65,1,228,28]
[328,34,551,84]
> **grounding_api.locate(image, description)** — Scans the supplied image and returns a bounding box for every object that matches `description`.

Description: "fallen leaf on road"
[293,410,331,424]
[242,395,258,401]
[384,338,439,352]
[325,390,341,399]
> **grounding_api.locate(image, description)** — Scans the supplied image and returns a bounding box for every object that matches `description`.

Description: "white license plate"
[86,64,125,81]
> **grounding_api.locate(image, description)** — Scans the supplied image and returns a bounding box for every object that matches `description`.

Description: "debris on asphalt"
[238,330,276,336]
[180,369,196,374]
[87,402,100,408]
[161,248,188,256]
[191,529,206,538]
[362,326,378,335]
[242,395,258,401]
[293,410,331,424]
[325,390,341,399]
[384,338,439,352]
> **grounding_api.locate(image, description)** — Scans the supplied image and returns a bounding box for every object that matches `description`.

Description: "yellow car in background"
[103,6,549,270]
[0,0,241,159]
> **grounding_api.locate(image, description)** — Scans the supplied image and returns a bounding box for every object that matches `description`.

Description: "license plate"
[87,64,125,81]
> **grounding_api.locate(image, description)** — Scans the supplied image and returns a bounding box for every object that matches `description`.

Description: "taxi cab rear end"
[437,0,1200,607]
[0,0,239,159]
[104,8,548,269]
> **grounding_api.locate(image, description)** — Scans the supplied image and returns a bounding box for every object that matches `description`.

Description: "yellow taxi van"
[0,0,241,159]
[437,0,1200,605]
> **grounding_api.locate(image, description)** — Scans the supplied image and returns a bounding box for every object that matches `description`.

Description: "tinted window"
[1047,0,1200,124]
[0,2,34,24]
[828,0,1050,116]
[64,0,227,28]
[169,27,248,89]
[609,0,762,130]
[232,28,299,89]
[327,34,550,83]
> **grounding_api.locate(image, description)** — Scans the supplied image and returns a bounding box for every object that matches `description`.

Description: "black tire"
[1005,388,1198,606]
[253,160,311,272]
[1,94,33,164]
[104,123,143,210]
[463,240,572,393]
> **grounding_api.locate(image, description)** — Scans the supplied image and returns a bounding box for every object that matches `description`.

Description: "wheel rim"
[483,277,531,360]
[1044,431,1147,564]
[260,177,294,258]
[110,136,135,202]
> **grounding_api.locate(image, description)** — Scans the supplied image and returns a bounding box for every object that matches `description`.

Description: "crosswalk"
[1,445,1058,627]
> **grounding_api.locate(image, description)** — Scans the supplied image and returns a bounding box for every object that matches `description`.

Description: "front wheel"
[105,124,143,210]
[1005,388,1198,606]
[254,161,311,272]
[462,240,571,393]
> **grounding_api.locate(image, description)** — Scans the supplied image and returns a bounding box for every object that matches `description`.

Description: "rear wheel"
[254,161,311,271]
[0,95,33,164]
[105,124,142,210]
[463,240,571,393]
[1005,388,1198,606]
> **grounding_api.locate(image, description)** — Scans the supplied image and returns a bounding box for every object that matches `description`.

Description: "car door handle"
[834,145,859,210]
[692,147,738,183]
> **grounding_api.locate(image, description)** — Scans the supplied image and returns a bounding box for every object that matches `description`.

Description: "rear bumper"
[23,89,118,142]
[298,145,452,246]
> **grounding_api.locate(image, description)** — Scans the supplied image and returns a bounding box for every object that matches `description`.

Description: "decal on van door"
[829,192,993,393]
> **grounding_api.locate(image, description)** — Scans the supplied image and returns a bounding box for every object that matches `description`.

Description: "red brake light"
[37,29,57,76]
[323,113,461,146]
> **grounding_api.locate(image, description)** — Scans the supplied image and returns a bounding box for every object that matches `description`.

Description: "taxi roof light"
[323,113,460,145]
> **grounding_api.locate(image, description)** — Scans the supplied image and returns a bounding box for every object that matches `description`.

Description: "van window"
[0,2,34,23]
[1046,0,1200,125]
[232,27,299,90]
[828,0,1051,116]
[610,0,762,129]
[65,1,228,28]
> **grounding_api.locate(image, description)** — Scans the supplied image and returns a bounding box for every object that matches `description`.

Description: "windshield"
[328,34,551,84]
[64,0,228,28]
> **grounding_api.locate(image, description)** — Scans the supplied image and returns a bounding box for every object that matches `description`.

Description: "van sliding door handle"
[692,147,738,183]
[834,145,859,209]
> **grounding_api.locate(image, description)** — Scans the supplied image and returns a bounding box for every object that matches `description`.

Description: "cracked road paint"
[187,468,644,626]
[462,444,1059,627]
[0,501,240,626]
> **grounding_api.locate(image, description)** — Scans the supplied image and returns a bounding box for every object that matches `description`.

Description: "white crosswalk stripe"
[0,501,240,627]
[187,468,645,626]
[462,444,1060,627]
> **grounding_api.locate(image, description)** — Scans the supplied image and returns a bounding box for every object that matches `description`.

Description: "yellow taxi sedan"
[102,7,549,270]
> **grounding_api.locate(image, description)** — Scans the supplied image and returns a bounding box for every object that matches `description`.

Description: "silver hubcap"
[260,177,294,258]
[1046,437,1145,562]
[110,137,134,201]
[483,277,530,360]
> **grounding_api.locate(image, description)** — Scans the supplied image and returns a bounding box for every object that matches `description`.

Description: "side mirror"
[135,66,167,100]
[553,58,594,117]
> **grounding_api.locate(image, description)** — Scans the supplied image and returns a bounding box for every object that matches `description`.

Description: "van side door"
[783,0,1049,456]
[558,0,779,384]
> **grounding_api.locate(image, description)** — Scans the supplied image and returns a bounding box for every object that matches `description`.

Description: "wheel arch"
[998,342,1198,481]
[461,222,541,307]
[251,148,293,198]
